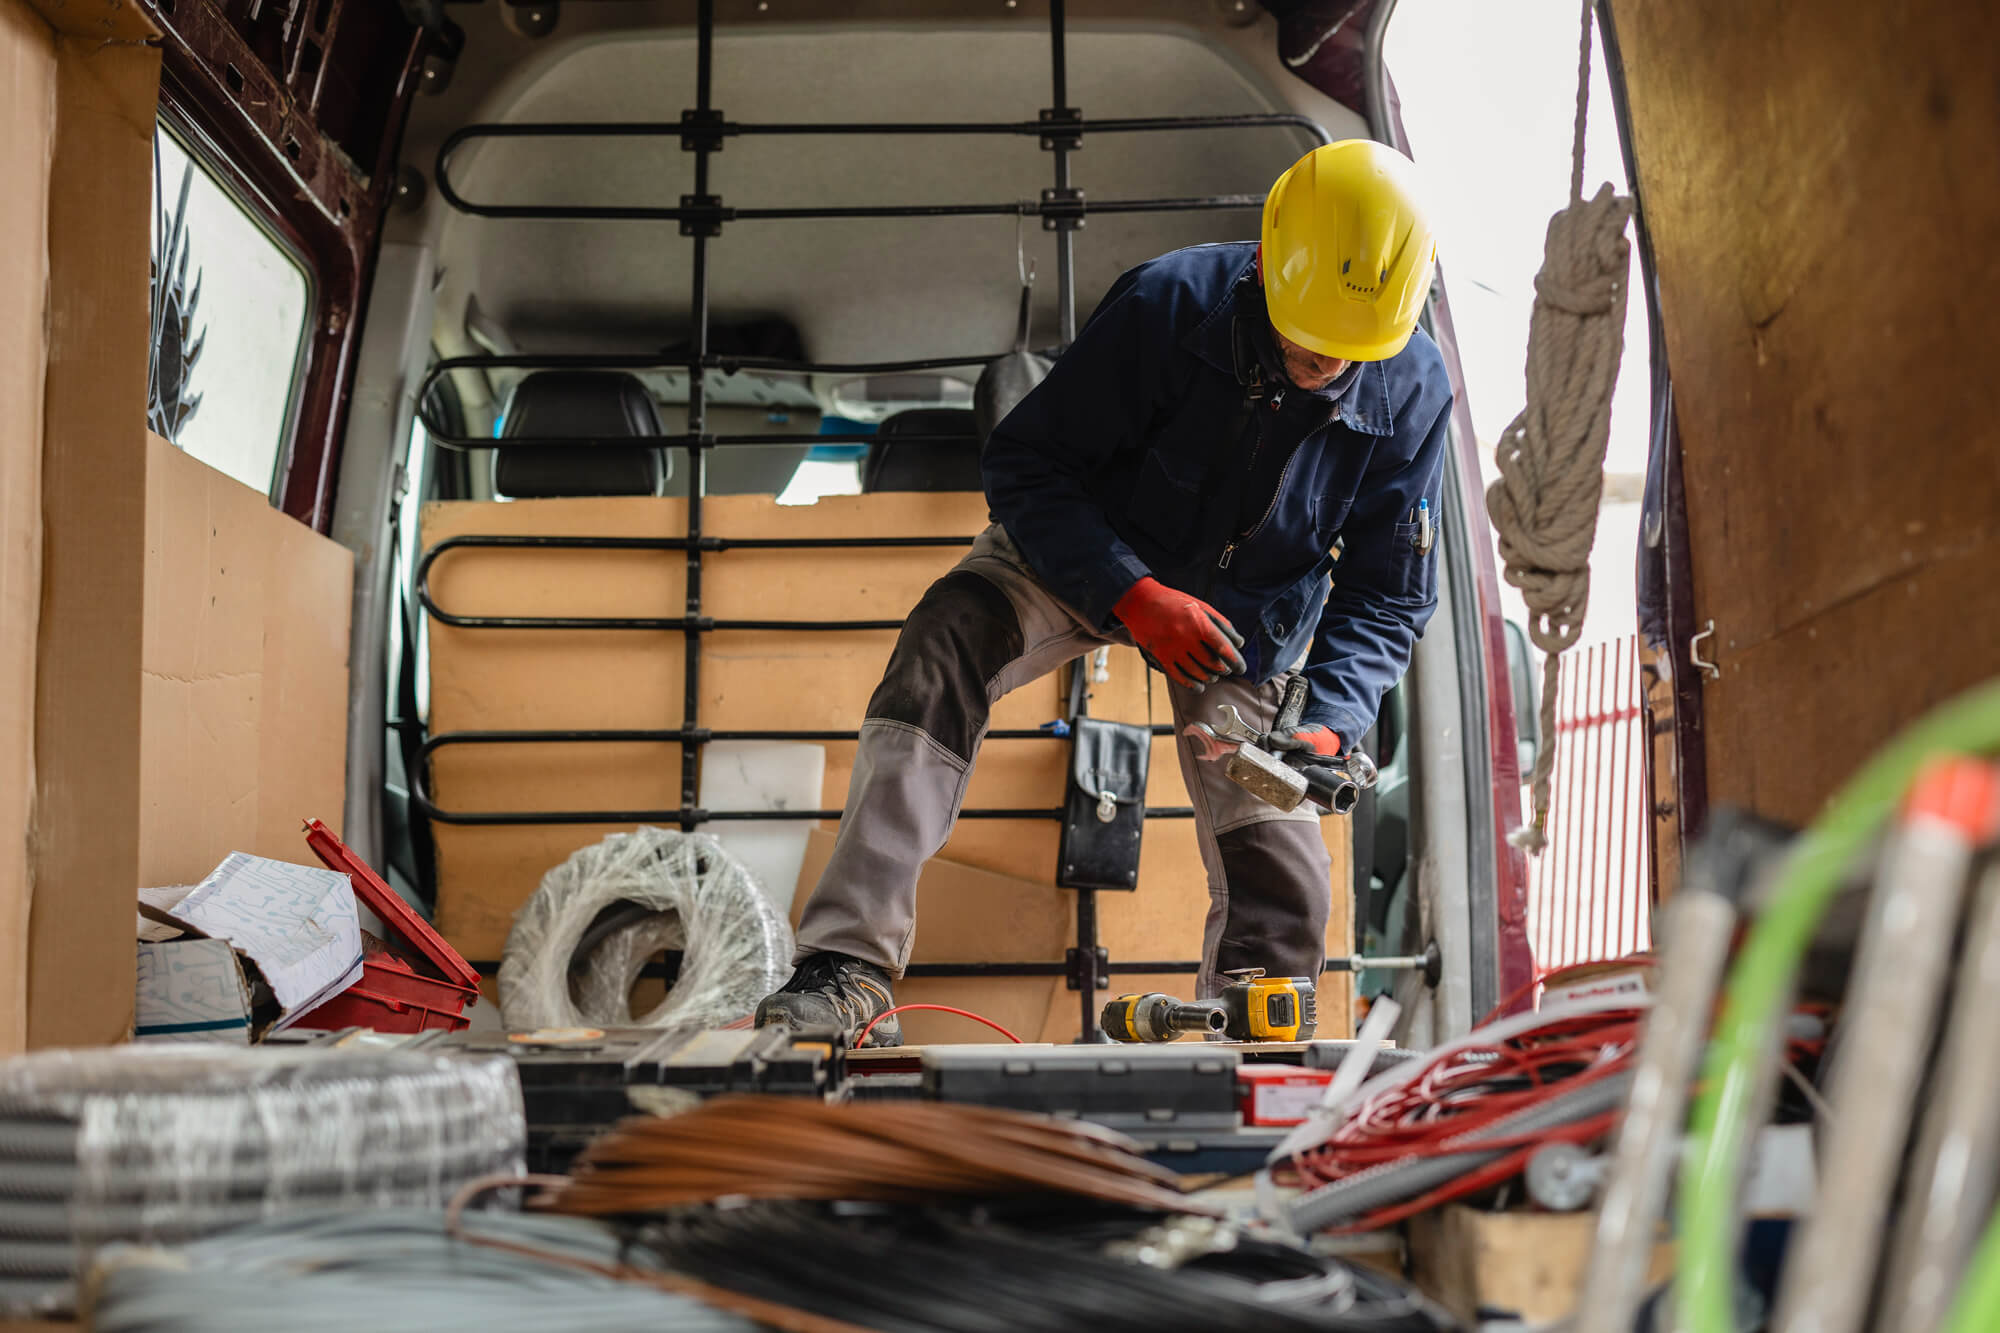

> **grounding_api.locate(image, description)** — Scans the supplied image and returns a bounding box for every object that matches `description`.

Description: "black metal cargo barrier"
[421,0,1332,1034]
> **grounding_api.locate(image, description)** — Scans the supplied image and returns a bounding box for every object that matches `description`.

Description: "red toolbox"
[295,818,481,1033]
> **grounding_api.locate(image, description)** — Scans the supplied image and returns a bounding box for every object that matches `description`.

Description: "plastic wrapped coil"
[0,1045,525,1317]
[499,828,793,1031]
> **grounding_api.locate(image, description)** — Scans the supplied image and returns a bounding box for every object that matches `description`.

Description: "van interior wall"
[139,434,354,888]
[17,0,159,1053]
[422,493,1355,1042]
[1608,0,2000,825]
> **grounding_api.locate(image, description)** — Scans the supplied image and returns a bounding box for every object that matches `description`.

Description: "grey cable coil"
[84,1209,760,1333]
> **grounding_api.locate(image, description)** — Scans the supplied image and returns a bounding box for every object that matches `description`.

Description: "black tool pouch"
[1057,716,1150,891]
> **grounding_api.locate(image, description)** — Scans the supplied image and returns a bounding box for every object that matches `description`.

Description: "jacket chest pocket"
[1311,494,1352,547]
[1127,452,1204,551]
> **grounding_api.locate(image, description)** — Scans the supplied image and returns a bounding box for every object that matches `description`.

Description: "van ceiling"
[399,5,1366,366]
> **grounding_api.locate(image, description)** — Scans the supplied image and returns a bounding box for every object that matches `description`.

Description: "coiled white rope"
[1485,0,1634,852]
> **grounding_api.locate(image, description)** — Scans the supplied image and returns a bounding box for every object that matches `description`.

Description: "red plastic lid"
[303,818,482,990]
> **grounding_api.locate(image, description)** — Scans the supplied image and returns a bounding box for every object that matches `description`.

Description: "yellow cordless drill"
[1101,992,1228,1043]
[1219,968,1317,1042]
[1102,969,1317,1043]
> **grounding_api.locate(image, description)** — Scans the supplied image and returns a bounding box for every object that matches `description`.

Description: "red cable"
[1278,1004,1645,1230]
[855,1003,1023,1047]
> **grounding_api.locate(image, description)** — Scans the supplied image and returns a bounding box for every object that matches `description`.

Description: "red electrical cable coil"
[1280,1005,1645,1232]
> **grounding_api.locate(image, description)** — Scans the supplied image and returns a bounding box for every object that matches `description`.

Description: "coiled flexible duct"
[500,829,793,1030]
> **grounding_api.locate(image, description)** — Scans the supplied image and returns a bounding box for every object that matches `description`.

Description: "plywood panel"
[1608,0,2000,817]
[138,435,354,888]
[424,493,1351,1035]
[0,0,57,1057]
[27,34,158,1049]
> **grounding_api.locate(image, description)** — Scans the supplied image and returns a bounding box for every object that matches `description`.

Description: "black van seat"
[495,370,667,498]
[862,408,983,492]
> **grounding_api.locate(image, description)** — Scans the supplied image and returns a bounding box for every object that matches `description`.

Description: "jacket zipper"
[1218,396,1298,570]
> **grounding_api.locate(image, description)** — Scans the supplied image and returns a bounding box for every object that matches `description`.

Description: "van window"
[148,124,312,499]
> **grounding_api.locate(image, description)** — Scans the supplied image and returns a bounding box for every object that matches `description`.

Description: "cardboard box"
[135,937,252,1044]
[134,854,363,1041]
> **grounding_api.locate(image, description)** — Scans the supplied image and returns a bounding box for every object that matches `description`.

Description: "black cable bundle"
[636,1201,1459,1333]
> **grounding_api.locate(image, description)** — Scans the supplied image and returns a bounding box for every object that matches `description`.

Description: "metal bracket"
[680,108,725,154]
[1040,186,1086,231]
[1065,945,1110,991]
[1689,619,1721,679]
[678,194,727,238]
[1038,106,1083,151]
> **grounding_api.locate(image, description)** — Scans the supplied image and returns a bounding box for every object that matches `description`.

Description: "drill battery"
[1220,969,1317,1042]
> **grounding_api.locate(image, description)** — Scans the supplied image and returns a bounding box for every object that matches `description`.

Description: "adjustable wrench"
[1184,675,1377,814]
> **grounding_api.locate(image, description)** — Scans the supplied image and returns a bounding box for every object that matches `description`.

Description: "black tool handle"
[1273,674,1309,734]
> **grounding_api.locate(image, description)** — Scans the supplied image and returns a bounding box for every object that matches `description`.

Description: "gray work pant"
[794,525,1333,1000]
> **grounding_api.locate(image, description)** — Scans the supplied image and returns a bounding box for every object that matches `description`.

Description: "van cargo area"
[1,0,1996,1329]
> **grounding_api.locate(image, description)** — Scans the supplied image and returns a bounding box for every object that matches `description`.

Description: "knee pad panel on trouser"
[1213,819,1334,981]
[863,570,1025,764]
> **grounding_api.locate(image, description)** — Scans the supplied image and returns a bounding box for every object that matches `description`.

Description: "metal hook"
[1688,620,1721,679]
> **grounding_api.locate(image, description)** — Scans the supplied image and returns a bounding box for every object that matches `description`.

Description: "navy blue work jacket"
[983,241,1453,745]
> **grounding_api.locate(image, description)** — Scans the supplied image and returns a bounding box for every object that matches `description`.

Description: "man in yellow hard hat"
[760,140,1450,1046]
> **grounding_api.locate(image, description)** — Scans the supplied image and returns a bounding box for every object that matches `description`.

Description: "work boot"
[755,951,902,1048]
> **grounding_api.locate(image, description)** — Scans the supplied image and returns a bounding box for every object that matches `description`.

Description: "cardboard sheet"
[0,0,57,1057]
[139,433,354,887]
[26,29,159,1051]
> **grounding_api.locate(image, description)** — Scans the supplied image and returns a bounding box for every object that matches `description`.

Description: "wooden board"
[0,0,58,1056]
[1608,0,2000,825]
[26,32,159,1050]
[138,434,354,887]
[1407,1205,1672,1325]
[423,493,1352,1037]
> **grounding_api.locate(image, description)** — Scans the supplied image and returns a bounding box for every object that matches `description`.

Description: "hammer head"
[1223,743,1310,813]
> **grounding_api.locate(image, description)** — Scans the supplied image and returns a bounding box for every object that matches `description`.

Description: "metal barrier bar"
[433,190,1266,226]
[679,0,716,831]
[438,112,1330,153]
[435,109,1325,221]
[416,532,975,630]
[409,790,1195,827]
[420,724,1176,762]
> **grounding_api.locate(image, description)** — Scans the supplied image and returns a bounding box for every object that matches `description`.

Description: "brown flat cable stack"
[545,1096,1212,1217]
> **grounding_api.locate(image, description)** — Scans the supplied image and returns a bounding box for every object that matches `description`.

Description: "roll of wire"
[635,1201,1456,1333]
[82,1208,760,1333]
[545,1096,1204,1218]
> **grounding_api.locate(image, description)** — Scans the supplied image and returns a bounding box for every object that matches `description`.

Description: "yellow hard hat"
[1260,140,1437,363]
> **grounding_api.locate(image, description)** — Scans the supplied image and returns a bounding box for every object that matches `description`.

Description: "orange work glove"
[1112,577,1247,690]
